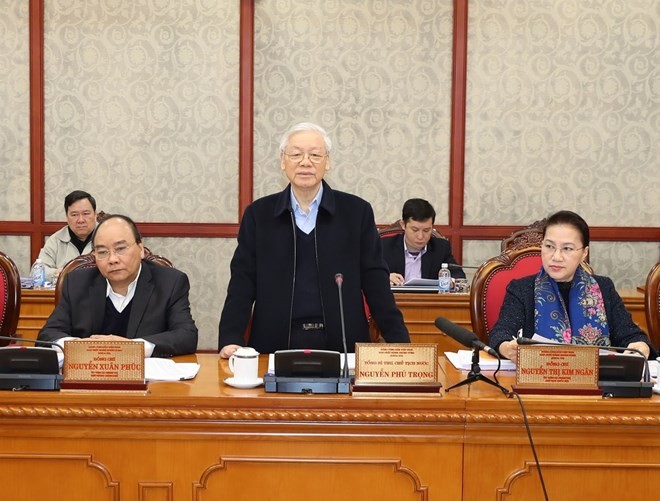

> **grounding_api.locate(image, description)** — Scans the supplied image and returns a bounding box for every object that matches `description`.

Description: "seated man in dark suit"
[38,214,198,357]
[381,198,465,286]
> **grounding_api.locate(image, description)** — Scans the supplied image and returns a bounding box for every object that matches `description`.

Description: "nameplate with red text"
[513,344,599,395]
[352,343,441,393]
[61,340,147,390]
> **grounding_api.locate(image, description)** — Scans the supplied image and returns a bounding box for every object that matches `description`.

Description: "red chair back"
[470,248,542,343]
[645,262,660,349]
[0,251,21,345]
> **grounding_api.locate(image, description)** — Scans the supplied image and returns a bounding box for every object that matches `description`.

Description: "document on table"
[403,278,438,286]
[650,360,660,394]
[391,278,439,292]
[445,350,516,371]
[55,353,200,381]
[145,358,200,381]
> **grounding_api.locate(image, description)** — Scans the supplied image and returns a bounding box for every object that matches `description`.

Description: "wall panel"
[43,0,240,224]
[253,0,455,224]
[0,0,31,221]
[463,0,659,227]
[0,236,31,277]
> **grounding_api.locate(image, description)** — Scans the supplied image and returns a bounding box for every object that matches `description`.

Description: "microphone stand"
[445,343,509,394]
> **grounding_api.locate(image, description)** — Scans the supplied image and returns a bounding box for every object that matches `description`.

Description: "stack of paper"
[445,350,516,371]
[403,278,438,286]
[145,358,200,381]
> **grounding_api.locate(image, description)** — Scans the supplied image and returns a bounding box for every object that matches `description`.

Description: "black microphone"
[515,337,545,346]
[434,317,499,358]
[334,273,349,379]
[445,263,481,270]
[0,335,60,348]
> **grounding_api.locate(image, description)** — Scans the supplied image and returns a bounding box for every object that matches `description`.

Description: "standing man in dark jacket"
[218,122,409,357]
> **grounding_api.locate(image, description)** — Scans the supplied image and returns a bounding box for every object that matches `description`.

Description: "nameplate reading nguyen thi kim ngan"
[60,339,147,390]
[513,344,600,395]
[352,343,441,393]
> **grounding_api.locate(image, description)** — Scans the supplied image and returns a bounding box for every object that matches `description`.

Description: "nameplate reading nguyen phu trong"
[513,344,600,395]
[60,339,147,390]
[352,343,441,393]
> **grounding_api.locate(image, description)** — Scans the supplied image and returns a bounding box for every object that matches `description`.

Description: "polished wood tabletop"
[1,353,660,501]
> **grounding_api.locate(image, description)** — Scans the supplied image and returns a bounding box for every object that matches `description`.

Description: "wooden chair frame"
[502,218,590,263]
[378,220,446,240]
[645,262,660,349]
[0,251,21,345]
[501,219,546,252]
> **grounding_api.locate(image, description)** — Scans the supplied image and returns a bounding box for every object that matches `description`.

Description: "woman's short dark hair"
[92,214,142,246]
[543,210,590,246]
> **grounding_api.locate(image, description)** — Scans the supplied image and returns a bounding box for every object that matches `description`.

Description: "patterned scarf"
[534,265,610,346]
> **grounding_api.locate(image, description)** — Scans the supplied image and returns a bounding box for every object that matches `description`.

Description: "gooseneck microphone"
[516,337,648,358]
[445,263,481,270]
[0,335,60,348]
[515,337,544,346]
[434,317,499,358]
[334,273,349,379]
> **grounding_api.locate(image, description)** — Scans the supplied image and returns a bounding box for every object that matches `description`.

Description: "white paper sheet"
[445,350,516,371]
[144,358,200,381]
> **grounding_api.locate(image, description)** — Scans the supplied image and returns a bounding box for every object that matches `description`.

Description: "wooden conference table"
[16,288,649,352]
[1,353,660,500]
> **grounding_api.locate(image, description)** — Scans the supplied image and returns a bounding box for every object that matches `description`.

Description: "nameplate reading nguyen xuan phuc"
[61,339,146,390]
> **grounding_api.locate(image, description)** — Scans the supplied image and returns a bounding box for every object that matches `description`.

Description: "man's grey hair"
[279,122,332,154]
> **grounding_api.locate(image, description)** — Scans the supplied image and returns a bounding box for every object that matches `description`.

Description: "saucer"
[224,377,263,389]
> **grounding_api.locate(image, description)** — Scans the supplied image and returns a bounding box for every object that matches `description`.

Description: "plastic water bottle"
[438,263,451,294]
[31,258,46,289]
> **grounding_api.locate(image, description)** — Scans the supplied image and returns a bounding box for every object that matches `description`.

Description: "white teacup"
[229,347,260,383]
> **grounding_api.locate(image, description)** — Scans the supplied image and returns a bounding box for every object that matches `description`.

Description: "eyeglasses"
[283,152,327,164]
[541,242,584,256]
[93,242,136,260]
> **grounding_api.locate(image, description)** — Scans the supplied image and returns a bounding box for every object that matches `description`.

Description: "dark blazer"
[218,181,410,354]
[380,234,466,279]
[488,274,654,355]
[38,260,198,357]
